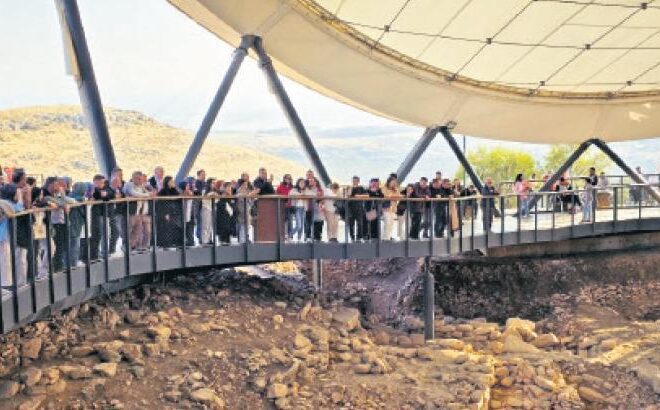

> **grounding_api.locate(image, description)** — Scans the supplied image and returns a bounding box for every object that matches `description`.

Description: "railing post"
[64,211,72,295]
[124,200,131,276]
[211,197,217,265]
[45,214,54,304]
[533,195,538,242]
[8,217,19,323]
[181,198,187,268]
[423,256,434,341]
[102,203,109,283]
[613,187,618,223]
[458,200,463,253]
[28,213,36,314]
[150,199,157,272]
[499,195,505,245]
[83,205,91,288]
[276,198,282,260]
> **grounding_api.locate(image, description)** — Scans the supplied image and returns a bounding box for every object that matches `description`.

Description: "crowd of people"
[0,162,653,293]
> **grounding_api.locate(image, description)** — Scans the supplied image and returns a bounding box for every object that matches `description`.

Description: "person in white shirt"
[123,172,153,251]
[323,183,340,242]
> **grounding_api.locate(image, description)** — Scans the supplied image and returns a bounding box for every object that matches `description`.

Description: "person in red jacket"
[276,174,293,239]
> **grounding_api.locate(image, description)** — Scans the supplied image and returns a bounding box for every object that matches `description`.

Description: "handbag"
[365,209,378,221]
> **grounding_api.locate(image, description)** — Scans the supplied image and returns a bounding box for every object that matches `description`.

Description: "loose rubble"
[0,261,656,409]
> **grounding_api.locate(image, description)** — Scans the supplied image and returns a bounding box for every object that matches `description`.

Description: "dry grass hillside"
[0,106,307,182]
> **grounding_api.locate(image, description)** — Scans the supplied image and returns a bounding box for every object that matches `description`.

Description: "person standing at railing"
[406,184,423,240]
[0,184,25,291]
[67,182,88,267]
[481,177,499,233]
[91,174,115,260]
[580,179,594,224]
[347,176,368,242]
[365,178,384,240]
[414,177,432,238]
[193,169,209,244]
[395,184,412,240]
[304,177,324,242]
[108,168,126,258]
[513,173,530,218]
[382,175,401,241]
[235,178,254,243]
[11,169,36,280]
[215,181,235,245]
[288,178,306,242]
[199,177,217,246]
[461,184,479,220]
[431,178,453,238]
[322,183,341,242]
[122,172,152,251]
[148,166,165,192]
[43,177,77,271]
[156,176,183,249]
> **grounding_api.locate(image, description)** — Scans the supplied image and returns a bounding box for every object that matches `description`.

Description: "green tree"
[542,145,612,177]
[454,146,536,186]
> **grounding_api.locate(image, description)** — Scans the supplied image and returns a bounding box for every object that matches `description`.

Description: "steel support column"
[439,126,484,192]
[527,139,596,210]
[57,0,117,177]
[176,35,255,182]
[591,139,660,203]
[252,37,331,186]
[423,257,435,341]
[396,127,439,183]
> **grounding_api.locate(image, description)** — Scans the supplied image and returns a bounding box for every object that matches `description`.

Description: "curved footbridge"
[3,192,659,334]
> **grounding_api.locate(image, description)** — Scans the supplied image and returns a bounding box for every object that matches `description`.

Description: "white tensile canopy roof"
[168,0,660,143]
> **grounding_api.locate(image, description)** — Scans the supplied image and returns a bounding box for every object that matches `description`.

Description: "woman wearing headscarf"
[156,176,182,249]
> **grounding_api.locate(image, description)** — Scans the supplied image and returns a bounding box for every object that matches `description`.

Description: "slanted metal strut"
[396,125,483,193]
[253,37,331,186]
[174,35,331,186]
[528,138,660,209]
[176,35,255,182]
[57,0,117,178]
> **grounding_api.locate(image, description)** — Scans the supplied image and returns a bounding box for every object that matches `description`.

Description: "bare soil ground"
[0,254,657,410]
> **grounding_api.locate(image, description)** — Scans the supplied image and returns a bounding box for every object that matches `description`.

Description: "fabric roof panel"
[334,0,407,28]
[495,1,584,44]
[441,0,531,40]
[389,0,470,34]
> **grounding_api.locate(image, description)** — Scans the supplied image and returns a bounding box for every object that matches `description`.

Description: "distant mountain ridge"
[0,106,307,182]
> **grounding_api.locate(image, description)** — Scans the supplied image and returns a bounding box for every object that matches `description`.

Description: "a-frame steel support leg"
[396,127,439,183]
[175,36,331,186]
[592,139,660,203]
[252,37,331,186]
[176,35,255,182]
[527,139,595,210]
[57,0,117,178]
[528,138,660,209]
[396,126,483,194]
[439,126,484,192]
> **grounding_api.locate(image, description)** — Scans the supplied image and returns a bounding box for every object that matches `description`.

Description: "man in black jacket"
[414,177,431,238]
[430,178,453,237]
[193,169,208,243]
[481,177,499,232]
[91,174,115,260]
[347,176,367,241]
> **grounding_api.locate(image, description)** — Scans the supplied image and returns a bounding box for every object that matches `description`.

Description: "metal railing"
[0,185,659,332]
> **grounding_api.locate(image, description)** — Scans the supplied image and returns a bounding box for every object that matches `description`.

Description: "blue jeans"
[292,207,305,240]
[582,202,592,221]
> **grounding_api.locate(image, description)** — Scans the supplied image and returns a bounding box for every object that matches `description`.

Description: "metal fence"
[1,185,659,333]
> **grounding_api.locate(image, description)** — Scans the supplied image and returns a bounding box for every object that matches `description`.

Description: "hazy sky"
[0,0,404,132]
